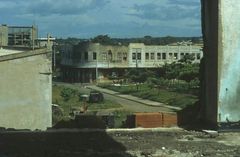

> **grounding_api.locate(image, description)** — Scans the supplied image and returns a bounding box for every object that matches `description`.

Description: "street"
[53,82,175,113]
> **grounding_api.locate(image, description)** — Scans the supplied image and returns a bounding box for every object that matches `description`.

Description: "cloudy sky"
[0,0,201,38]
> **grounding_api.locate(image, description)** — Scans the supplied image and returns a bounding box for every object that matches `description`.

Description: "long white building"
[61,42,203,83]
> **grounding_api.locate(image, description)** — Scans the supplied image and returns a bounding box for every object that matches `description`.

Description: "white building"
[128,43,202,68]
[61,42,203,83]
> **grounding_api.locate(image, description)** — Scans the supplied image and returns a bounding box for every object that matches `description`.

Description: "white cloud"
[0,0,202,38]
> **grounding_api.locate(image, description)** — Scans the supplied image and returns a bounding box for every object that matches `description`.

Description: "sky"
[0,0,201,38]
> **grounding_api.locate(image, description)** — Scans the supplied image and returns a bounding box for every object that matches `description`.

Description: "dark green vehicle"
[89,90,104,103]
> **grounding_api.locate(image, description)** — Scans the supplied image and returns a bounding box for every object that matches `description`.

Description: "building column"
[202,0,240,127]
[177,46,180,60]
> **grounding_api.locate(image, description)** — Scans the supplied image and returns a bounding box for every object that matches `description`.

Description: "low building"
[0,48,52,130]
[61,42,203,83]
[38,36,56,51]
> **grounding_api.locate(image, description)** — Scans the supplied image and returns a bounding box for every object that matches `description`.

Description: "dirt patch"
[0,129,239,157]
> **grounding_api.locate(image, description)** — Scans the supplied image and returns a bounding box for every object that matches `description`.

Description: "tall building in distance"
[8,25,38,47]
[0,24,38,48]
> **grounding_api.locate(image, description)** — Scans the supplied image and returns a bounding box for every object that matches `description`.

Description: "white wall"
[0,52,52,130]
[218,0,240,122]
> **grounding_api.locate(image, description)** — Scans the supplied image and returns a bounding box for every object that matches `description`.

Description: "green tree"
[143,35,153,45]
[178,53,195,64]
[178,63,199,82]
[60,88,77,102]
[163,62,184,80]
[91,35,114,45]
[127,69,152,91]
[147,77,170,94]
[162,53,199,83]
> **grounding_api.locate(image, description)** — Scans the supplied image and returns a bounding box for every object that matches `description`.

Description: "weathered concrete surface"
[0,49,52,130]
[202,0,240,125]
[218,1,240,122]
[0,25,8,46]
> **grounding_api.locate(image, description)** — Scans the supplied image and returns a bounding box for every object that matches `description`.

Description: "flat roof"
[38,38,56,41]
[0,48,23,56]
[0,48,50,62]
[8,26,34,28]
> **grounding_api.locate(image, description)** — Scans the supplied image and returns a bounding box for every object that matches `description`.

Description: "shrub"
[60,88,77,102]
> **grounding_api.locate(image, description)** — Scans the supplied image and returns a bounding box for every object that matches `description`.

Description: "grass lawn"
[99,84,198,109]
[52,85,122,116]
[52,84,131,128]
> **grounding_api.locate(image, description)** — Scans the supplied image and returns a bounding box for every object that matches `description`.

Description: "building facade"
[0,24,38,48]
[61,42,203,83]
[0,48,52,130]
[8,26,38,47]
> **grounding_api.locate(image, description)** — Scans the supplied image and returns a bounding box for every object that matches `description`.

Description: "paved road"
[54,82,175,113]
[87,85,180,111]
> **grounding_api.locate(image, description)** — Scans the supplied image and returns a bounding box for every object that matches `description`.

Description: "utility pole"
[32,25,35,50]
[96,52,98,84]
[53,43,56,72]
[0,32,2,49]
[135,53,138,68]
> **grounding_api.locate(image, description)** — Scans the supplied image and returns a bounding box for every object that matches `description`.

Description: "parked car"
[89,91,104,103]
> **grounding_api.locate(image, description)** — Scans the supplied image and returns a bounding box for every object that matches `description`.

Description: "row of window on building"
[132,52,201,61]
[64,50,201,62]
[92,51,128,61]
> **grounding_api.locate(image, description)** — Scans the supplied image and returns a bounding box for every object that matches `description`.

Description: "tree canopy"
[56,35,203,46]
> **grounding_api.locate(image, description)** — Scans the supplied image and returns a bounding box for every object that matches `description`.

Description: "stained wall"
[0,49,52,130]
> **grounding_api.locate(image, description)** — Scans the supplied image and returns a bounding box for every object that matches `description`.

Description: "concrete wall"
[0,49,52,130]
[202,0,240,125]
[0,25,8,46]
[218,0,240,122]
